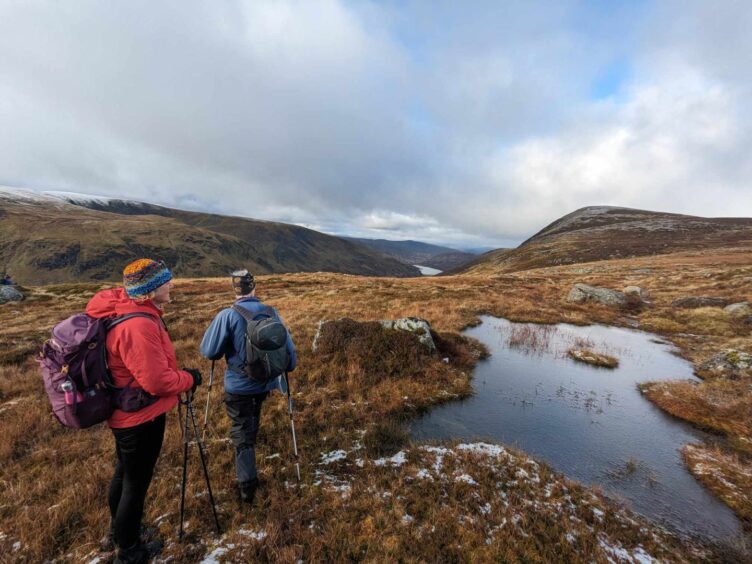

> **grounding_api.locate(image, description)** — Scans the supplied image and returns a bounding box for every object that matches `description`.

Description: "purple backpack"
[38,313,159,429]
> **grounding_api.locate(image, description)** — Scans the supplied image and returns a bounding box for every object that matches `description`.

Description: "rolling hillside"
[0,188,420,283]
[455,206,752,274]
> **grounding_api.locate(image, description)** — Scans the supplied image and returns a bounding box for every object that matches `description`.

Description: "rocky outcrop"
[697,350,752,379]
[380,317,436,353]
[0,286,23,304]
[567,283,627,307]
[724,302,751,318]
[671,296,731,309]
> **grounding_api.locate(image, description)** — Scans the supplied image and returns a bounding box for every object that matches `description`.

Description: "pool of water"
[410,316,742,540]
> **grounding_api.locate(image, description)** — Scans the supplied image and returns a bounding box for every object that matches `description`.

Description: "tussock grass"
[683,444,752,524]
[640,379,752,454]
[567,348,619,368]
[1,250,750,560]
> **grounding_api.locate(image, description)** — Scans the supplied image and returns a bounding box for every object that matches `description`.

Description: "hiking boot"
[101,523,159,552]
[239,477,259,504]
[114,540,163,564]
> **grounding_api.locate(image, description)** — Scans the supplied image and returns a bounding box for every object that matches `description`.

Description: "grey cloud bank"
[0,0,750,248]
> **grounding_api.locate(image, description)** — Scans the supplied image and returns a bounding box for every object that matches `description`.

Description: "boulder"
[724,302,751,318]
[671,296,730,309]
[567,283,627,307]
[698,349,752,379]
[623,286,649,299]
[380,317,436,353]
[0,286,23,304]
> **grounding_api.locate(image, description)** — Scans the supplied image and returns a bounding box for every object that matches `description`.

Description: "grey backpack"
[231,305,290,383]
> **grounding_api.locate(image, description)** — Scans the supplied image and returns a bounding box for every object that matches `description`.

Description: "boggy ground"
[0,248,750,562]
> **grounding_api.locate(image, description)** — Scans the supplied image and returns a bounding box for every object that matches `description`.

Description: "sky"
[1,1,750,249]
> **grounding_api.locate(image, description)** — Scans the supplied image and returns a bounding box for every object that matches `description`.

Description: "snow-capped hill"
[44,190,129,206]
[0,186,67,204]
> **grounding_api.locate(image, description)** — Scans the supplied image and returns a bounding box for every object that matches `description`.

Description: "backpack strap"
[105,312,157,330]
[231,304,275,324]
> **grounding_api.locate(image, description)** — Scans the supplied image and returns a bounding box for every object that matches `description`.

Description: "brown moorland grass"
[683,444,752,524]
[0,249,750,561]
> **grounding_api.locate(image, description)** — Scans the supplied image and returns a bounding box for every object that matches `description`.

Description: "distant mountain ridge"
[341,237,476,271]
[455,206,752,274]
[0,187,420,283]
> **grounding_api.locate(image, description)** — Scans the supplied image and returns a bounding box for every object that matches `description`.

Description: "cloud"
[0,1,749,247]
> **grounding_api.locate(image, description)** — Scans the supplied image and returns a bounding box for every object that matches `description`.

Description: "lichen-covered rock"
[724,302,751,318]
[567,283,627,307]
[0,286,23,304]
[698,349,752,379]
[671,296,730,309]
[623,286,650,301]
[380,317,436,353]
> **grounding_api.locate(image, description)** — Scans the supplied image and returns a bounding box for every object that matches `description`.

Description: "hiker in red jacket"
[86,259,201,564]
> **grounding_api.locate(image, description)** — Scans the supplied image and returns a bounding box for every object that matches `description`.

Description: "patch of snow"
[265,453,281,460]
[457,442,506,458]
[421,446,450,472]
[374,451,407,467]
[402,514,414,524]
[456,474,477,485]
[12,542,21,551]
[320,450,347,465]
[592,508,605,521]
[415,469,433,480]
[201,547,228,564]
[44,190,123,205]
[238,528,267,541]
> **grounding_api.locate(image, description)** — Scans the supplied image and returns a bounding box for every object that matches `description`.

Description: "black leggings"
[108,414,166,549]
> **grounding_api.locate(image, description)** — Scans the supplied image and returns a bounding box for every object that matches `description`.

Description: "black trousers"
[224,392,268,484]
[108,414,166,549]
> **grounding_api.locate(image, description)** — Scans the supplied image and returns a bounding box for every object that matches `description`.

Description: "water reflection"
[410,316,741,540]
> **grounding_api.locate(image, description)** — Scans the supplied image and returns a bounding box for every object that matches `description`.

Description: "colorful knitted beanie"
[123,259,173,298]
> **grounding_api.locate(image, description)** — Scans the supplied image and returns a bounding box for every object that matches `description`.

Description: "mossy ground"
[1,249,750,561]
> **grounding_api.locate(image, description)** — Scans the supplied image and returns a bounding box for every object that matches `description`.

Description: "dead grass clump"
[568,348,619,369]
[431,330,489,369]
[674,307,736,337]
[312,318,433,386]
[640,380,752,454]
[683,444,752,524]
[640,316,684,334]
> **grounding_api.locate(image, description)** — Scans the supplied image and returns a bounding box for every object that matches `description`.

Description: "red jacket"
[86,288,193,428]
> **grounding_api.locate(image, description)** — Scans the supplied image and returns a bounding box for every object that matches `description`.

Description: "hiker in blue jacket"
[199,269,297,505]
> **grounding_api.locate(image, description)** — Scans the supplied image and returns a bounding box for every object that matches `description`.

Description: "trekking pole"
[178,391,221,542]
[178,392,191,542]
[186,393,222,535]
[202,360,215,441]
[283,373,301,482]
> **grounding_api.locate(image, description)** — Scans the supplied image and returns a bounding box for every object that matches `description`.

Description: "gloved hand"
[183,368,202,394]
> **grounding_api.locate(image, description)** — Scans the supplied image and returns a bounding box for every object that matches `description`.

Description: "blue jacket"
[200,296,297,395]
